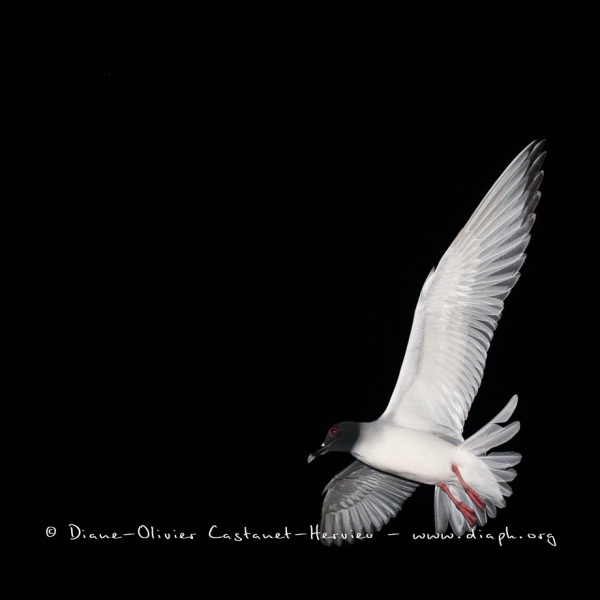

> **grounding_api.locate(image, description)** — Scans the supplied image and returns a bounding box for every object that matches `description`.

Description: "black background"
[6,3,595,597]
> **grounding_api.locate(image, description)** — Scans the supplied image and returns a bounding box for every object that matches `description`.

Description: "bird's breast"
[352,425,459,485]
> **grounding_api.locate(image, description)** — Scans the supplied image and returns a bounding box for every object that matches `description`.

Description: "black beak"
[307,442,331,464]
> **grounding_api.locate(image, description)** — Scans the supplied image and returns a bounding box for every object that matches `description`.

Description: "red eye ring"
[329,426,339,438]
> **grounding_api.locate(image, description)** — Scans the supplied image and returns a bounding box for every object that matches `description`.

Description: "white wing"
[380,141,545,441]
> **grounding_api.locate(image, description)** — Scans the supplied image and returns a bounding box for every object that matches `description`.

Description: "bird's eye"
[329,427,339,438]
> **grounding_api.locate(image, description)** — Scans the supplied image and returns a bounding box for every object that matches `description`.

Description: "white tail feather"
[434,395,522,534]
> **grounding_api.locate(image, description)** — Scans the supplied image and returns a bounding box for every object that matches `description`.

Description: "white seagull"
[308,140,545,546]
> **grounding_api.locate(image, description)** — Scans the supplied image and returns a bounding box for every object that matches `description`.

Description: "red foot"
[451,464,486,511]
[456,502,477,528]
[437,483,478,528]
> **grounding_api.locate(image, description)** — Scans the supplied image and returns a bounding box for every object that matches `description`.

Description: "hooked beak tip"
[307,442,327,464]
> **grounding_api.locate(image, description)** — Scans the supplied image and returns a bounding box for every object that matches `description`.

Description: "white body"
[352,420,503,505]
[353,423,468,484]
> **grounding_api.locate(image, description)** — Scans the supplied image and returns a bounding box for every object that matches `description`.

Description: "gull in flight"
[308,141,545,546]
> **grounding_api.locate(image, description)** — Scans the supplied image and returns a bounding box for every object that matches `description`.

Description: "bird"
[308,140,545,546]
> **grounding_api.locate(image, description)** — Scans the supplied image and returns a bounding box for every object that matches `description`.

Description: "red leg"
[437,483,478,528]
[451,465,486,511]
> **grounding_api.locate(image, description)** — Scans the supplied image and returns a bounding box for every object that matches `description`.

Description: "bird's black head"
[307,421,361,463]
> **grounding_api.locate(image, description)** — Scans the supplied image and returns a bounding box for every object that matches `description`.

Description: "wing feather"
[319,460,418,546]
[381,141,545,440]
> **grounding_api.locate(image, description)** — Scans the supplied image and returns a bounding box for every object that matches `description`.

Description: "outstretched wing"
[319,460,419,546]
[380,141,545,441]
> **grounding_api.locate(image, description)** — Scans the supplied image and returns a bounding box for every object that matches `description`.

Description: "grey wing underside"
[319,460,419,546]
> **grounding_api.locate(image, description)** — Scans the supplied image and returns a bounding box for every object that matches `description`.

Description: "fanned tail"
[434,395,522,535]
